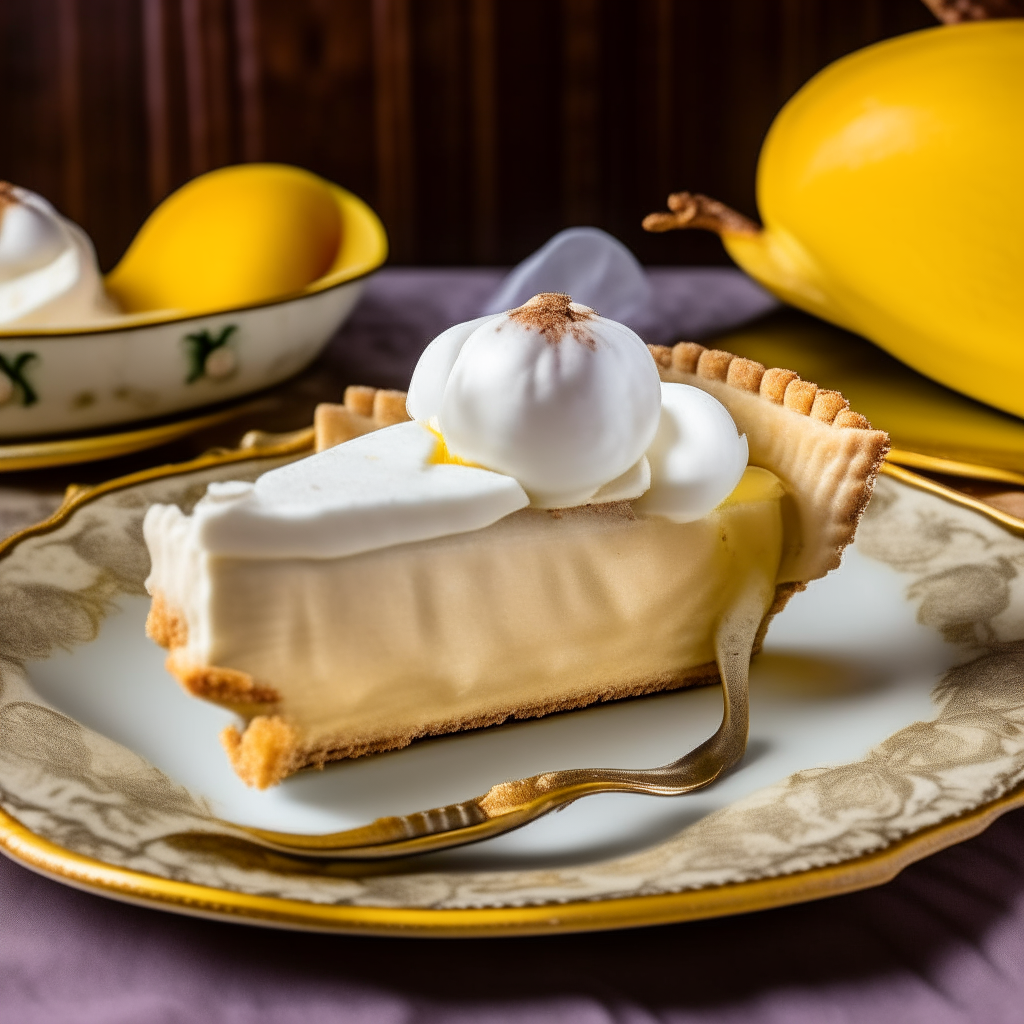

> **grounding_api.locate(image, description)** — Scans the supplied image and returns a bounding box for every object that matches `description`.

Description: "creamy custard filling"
[146,467,784,774]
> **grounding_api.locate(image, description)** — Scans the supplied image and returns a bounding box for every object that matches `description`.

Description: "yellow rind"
[723,22,1024,417]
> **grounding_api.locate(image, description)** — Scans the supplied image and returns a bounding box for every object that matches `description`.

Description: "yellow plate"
[712,309,1024,477]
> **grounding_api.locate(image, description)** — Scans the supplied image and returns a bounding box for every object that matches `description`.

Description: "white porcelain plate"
[0,452,1022,934]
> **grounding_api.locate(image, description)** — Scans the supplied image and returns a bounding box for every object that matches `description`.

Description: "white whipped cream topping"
[408,293,662,508]
[636,382,749,522]
[0,185,119,327]
[178,420,529,559]
[586,455,650,505]
[152,304,752,562]
[405,313,502,424]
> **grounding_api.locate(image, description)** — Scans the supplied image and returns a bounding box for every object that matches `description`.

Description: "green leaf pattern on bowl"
[184,325,238,384]
[0,353,39,407]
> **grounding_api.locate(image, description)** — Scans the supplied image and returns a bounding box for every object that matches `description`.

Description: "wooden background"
[0,0,936,270]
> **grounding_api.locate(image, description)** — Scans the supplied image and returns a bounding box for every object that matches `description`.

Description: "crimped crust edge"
[647,341,889,583]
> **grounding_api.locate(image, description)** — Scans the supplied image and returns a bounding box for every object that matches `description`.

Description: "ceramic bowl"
[0,185,387,439]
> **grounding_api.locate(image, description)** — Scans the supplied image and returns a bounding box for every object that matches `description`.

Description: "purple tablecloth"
[1,268,1022,1023]
[1,809,1021,1023]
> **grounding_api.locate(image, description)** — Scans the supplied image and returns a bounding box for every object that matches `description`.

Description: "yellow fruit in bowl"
[645,21,1024,418]
[106,163,362,316]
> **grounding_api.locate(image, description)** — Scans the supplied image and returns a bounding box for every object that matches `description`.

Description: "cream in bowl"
[0,164,388,437]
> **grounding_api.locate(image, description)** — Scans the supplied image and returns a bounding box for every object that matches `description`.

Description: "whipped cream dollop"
[0,183,119,327]
[638,383,749,522]
[407,293,662,507]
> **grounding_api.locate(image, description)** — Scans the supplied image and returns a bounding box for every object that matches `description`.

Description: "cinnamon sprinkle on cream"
[507,292,597,347]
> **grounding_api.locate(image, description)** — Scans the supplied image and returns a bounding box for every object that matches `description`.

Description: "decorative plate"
[0,442,1022,937]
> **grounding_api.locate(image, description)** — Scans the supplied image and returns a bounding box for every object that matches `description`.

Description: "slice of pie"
[144,299,887,789]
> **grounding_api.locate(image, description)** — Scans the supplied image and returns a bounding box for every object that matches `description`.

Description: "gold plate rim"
[0,397,289,473]
[887,448,1024,487]
[880,461,1024,538]
[2,784,1022,937]
[0,441,1021,937]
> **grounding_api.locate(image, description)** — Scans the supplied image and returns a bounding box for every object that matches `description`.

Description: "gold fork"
[182,584,766,861]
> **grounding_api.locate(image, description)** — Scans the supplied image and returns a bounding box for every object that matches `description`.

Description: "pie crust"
[146,344,888,788]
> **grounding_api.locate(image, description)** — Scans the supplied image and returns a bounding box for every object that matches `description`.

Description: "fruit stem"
[919,0,1024,23]
[642,192,760,239]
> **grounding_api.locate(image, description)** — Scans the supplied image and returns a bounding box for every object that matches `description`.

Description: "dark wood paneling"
[259,0,376,205]
[0,0,938,269]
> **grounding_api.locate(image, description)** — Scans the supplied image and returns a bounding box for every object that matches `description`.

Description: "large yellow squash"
[645,21,1024,418]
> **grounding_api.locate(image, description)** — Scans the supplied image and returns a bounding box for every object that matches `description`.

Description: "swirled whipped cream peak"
[407,292,663,508]
[0,182,119,327]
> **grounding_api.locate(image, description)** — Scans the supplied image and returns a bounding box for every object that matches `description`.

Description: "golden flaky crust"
[219,662,721,789]
[313,385,411,452]
[646,341,889,584]
[221,717,299,790]
[144,591,188,650]
[146,592,280,709]
[159,347,886,788]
